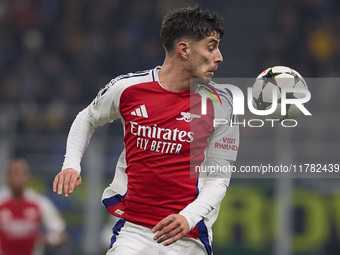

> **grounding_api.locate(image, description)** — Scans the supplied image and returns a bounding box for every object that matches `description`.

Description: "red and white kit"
[62,67,239,254]
[0,188,66,255]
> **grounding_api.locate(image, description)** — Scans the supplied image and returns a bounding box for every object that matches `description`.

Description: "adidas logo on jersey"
[131,105,148,118]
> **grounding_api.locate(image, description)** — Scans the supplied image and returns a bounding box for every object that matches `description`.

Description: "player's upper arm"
[206,89,240,161]
[86,78,125,128]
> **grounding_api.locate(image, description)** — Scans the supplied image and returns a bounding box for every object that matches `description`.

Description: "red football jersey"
[0,197,42,255]
[85,67,239,239]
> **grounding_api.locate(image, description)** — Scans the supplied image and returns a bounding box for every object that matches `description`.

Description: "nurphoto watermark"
[192,78,312,128]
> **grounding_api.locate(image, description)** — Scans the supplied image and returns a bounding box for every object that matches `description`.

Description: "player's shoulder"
[92,67,160,107]
[24,188,61,213]
[195,81,235,121]
[0,187,11,204]
[106,67,159,91]
[197,81,233,108]
[25,188,51,205]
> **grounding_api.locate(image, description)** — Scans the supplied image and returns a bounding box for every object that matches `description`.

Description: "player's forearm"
[62,109,95,173]
[179,158,231,230]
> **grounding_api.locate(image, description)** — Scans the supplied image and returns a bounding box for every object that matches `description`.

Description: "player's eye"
[208,46,215,52]
[207,43,217,52]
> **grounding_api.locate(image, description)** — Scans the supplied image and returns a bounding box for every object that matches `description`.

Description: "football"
[252,66,308,120]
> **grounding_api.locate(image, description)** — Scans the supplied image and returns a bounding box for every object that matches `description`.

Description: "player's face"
[187,33,223,80]
[6,160,30,197]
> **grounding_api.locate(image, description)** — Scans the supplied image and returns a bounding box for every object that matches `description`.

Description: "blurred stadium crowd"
[260,0,340,77]
[0,0,339,139]
[0,0,171,136]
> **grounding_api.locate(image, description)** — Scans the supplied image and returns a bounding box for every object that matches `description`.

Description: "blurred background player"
[0,157,66,255]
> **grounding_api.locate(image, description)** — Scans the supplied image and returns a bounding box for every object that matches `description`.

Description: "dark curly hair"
[161,5,224,52]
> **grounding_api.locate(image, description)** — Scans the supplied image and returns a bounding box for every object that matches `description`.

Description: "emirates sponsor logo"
[130,121,194,154]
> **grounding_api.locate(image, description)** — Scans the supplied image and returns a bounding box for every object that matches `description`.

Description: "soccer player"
[53,5,239,255]
[0,157,66,255]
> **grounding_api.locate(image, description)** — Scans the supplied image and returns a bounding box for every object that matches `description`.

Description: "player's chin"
[204,71,215,80]
[197,77,212,84]
[192,73,212,83]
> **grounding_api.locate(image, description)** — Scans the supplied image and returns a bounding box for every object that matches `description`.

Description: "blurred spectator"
[259,0,340,77]
[0,0,195,154]
[0,157,66,255]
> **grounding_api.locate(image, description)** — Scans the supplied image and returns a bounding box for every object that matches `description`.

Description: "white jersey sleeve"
[205,87,239,161]
[179,157,230,231]
[61,78,125,172]
[61,110,95,173]
[62,71,154,173]
[26,189,66,245]
[180,85,238,233]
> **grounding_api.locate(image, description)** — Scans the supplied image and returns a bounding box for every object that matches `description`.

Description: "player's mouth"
[207,68,218,77]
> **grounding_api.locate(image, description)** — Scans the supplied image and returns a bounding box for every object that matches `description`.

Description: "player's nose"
[215,48,223,63]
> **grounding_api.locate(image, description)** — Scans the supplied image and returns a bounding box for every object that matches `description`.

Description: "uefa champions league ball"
[252,66,309,120]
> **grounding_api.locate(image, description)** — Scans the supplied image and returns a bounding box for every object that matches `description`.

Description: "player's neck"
[158,58,191,92]
[11,189,25,199]
[12,192,24,199]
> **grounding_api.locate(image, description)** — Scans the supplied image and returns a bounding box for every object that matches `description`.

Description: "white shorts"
[106,219,211,255]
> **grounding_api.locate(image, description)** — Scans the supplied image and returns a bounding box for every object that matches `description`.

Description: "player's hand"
[53,168,82,198]
[152,214,190,246]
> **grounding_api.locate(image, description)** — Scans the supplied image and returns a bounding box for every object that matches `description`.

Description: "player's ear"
[176,41,190,59]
